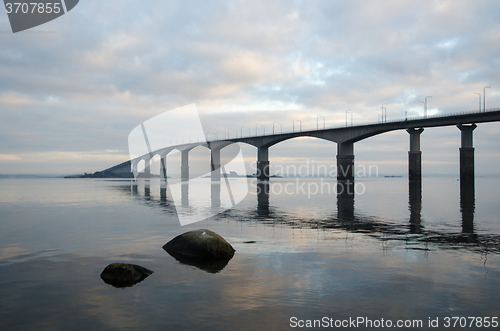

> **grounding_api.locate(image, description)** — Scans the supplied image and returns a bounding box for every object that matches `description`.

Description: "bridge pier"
[337,181,354,221]
[257,146,270,181]
[160,181,167,201]
[211,182,221,208]
[211,148,221,181]
[132,162,138,179]
[409,180,422,233]
[160,155,167,180]
[160,154,167,201]
[337,142,354,181]
[407,128,424,180]
[182,182,189,206]
[457,124,476,181]
[257,182,270,216]
[144,156,151,178]
[181,150,189,181]
[460,178,475,233]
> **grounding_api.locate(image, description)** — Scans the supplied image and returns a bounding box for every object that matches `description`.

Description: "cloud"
[1,0,500,174]
[0,154,22,161]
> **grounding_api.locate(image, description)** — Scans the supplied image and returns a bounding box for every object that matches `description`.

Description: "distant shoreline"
[3,174,500,179]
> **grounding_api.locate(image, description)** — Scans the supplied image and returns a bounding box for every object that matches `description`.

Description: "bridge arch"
[267,136,339,178]
[260,133,337,149]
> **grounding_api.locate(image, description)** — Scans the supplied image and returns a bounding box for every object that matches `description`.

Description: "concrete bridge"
[106,108,500,182]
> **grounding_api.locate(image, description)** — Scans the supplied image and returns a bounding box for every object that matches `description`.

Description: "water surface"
[0,177,499,330]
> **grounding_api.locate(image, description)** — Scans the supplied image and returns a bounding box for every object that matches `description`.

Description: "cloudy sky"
[1,0,500,176]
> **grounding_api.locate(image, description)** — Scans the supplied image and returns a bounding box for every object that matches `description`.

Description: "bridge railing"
[336,107,500,131]
[143,107,500,150]
[202,107,500,141]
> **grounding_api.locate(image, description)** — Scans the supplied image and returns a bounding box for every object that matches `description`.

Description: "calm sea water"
[0,177,499,330]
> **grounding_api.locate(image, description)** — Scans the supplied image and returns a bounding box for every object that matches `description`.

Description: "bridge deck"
[105,108,500,176]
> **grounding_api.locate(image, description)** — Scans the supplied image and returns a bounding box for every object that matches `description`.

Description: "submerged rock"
[166,250,233,273]
[163,229,235,273]
[100,263,153,288]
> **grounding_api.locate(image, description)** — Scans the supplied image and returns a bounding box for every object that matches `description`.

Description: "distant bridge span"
[105,108,500,181]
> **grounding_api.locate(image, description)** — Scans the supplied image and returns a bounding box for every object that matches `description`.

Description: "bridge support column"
[257,146,270,181]
[160,155,167,180]
[211,148,221,181]
[160,181,167,201]
[160,155,167,201]
[182,182,189,206]
[144,156,151,178]
[257,182,269,215]
[457,124,476,181]
[132,162,138,179]
[181,150,189,181]
[211,182,220,208]
[409,180,422,233]
[337,181,354,221]
[460,178,475,233]
[407,128,424,180]
[337,142,354,181]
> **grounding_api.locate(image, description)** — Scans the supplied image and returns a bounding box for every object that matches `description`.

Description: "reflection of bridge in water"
[114,178,500,254]
[105,108,500,182]
[103,107,500,253]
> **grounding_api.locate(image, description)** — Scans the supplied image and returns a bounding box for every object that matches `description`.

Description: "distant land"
[0,174,65,178]
[64,171,134,179]
[2,173,500,179]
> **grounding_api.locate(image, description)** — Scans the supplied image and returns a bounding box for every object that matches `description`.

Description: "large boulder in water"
[163,229,235,259]
[100,263,153,288]
[163,230,235,273]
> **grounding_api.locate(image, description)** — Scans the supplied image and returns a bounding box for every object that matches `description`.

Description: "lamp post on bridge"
[273,121,282,135]
[293,118,302,132]
[317,114,325,130]
[474,93,481,112]
[318,115,325,129]
[419,96,432,118]
[345,109,352,127]
[381,103,387,123]
[228,128,237,139]
[255,124,265,136]
[216,130,226,140]
[241,126,250,138]
[484,86,491,112]
[424,96,432,118]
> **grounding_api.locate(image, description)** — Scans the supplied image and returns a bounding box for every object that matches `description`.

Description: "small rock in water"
[100,263,153,288]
